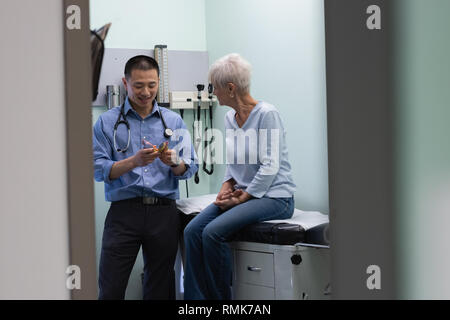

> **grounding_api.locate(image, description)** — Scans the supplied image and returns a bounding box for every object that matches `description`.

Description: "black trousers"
[98,199,180,300]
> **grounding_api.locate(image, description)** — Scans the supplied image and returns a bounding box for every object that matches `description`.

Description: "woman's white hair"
[208,53,252,94]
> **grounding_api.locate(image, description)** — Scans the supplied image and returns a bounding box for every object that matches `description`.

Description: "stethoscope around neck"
[113,100,173,153]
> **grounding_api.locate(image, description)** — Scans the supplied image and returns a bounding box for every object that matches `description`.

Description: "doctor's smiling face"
[122,68,159,112]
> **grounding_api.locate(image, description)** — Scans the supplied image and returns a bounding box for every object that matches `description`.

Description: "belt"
[116,197,175,206]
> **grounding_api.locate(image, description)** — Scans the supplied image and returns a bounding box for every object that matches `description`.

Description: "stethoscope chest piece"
[164,128,173,138]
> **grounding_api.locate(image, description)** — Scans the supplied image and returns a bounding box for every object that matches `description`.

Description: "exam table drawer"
[234,250,274,288]
[233,283,275,300]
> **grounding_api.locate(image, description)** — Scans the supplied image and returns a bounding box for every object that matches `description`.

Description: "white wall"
[0,0,70,299]
[90,0,207,50]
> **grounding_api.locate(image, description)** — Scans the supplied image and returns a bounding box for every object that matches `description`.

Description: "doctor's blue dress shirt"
[93,98,198,202]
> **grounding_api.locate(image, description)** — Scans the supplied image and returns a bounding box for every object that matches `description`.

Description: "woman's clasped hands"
[214,188,252,211]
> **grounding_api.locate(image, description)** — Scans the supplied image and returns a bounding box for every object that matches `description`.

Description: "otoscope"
[203,83,214,175]
[194,84,204,184]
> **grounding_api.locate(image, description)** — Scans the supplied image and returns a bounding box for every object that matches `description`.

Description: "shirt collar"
[124,97,160,119]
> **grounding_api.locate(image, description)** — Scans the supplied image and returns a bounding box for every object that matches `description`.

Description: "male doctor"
[93,55,198,300]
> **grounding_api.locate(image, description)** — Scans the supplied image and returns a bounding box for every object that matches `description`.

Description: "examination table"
[176,194,331,300]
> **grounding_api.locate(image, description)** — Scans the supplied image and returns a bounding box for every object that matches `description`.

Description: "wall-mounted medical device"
[91,23,111,102]
[154,45,170,107]
[106,85,122,109]
[169,91,217,109]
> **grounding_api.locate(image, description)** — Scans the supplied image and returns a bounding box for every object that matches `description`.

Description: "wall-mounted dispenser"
[106,85,121,109]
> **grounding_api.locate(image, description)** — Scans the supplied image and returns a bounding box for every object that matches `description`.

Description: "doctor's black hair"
[124,55,160,79]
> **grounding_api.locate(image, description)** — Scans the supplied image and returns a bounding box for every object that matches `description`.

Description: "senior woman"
[183,53,296,300]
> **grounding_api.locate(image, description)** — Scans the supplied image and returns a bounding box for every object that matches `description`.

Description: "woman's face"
[213,85,225,105]
[213,83,234,106]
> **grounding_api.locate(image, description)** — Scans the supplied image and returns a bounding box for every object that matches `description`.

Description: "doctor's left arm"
[92,117,115,184]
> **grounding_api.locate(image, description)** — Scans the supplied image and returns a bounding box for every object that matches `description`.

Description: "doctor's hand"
[160,149,187,176]
[132,141,160,167]
[160,149,178,167]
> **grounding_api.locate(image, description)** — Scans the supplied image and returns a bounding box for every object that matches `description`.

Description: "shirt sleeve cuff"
[103,161,114,184]
[223,174,233,183]
[223,167,233,183]
[173,158,197,180]
[245,185,267,199]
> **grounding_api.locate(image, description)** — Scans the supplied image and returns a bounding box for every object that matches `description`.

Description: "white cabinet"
[234,250,275,288]
[231,241,330,300]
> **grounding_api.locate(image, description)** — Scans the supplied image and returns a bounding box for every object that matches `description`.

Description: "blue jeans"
[183,196,294,300]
